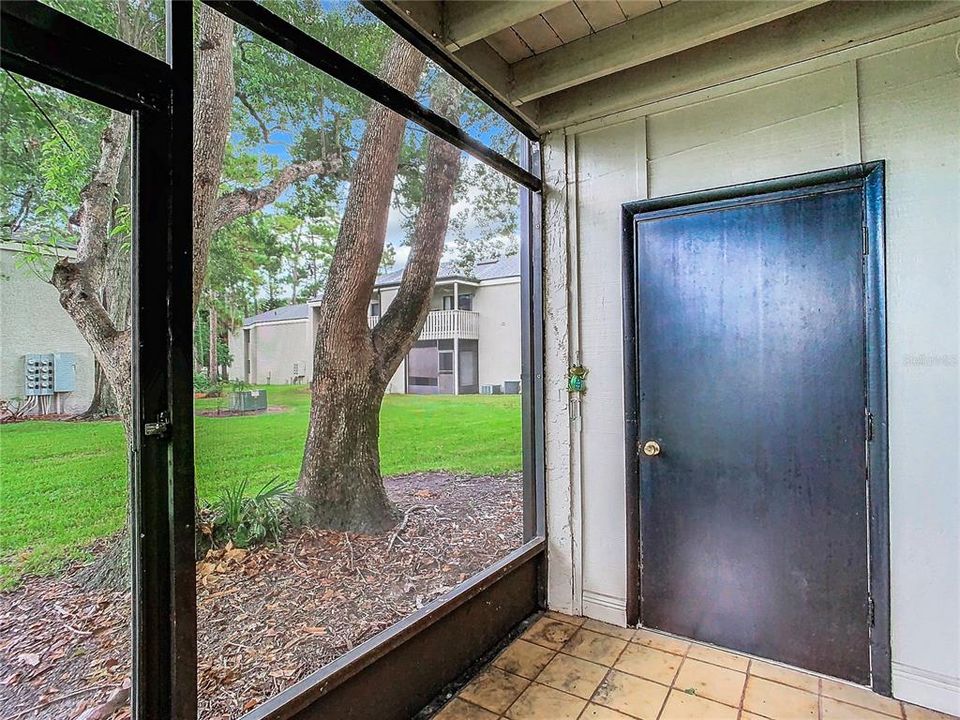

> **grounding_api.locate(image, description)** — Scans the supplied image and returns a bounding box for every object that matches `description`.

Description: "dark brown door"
[633,185,871,682]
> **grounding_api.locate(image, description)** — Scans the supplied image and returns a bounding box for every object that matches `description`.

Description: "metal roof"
[374,253,520,288]
[249,256,520,327]
[243,303,310,327]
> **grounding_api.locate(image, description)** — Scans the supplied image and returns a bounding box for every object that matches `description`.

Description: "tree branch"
[309,39,426,352]
[373,78,463,374]
[235,90,272,143]
[192,5,237,314]
[74,111,130,286]
[50,257,129,401]
[213,154,345,231]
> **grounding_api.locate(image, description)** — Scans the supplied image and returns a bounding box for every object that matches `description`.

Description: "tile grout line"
[737,658,753,720]
[818,676,824,720]
[595,626,643,719]
[653,632,694,720]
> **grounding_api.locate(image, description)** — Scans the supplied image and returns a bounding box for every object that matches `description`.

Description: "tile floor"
[434,612,959,720]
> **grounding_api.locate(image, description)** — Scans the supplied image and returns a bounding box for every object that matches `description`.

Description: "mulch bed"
[0,472,522,720]
[195,406,286,418]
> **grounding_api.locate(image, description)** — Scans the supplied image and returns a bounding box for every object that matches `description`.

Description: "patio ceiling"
[376,0,960,132]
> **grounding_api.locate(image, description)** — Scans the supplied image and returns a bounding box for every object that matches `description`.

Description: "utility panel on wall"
[53,352,77,392]
[24,354,54,396]
[23,352,76,395]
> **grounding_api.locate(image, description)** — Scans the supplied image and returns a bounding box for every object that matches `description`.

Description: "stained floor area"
[434,612,958,720]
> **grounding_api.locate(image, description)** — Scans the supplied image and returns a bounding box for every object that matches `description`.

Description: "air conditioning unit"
[480,384,502,395]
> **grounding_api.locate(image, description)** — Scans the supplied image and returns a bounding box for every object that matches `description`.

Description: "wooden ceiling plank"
[380,1,538,129]
[617,0,662,21]
[511,0,830,103]
[535,0,960,130]
[575,0,627,32]
[542,2,593,43]
[484,27,534,64]
[443,0,568,50]
[512,14,565,54]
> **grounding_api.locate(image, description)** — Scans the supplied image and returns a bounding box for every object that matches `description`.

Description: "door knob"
[642,440,661,457]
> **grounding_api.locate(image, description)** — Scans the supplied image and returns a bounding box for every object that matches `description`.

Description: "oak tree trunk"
[298,46,463,532]
[82,361,120,418]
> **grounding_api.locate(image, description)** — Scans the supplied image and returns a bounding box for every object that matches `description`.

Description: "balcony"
[368,309,480,340]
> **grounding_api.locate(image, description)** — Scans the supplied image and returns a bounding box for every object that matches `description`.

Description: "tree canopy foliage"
[0,0,521,376]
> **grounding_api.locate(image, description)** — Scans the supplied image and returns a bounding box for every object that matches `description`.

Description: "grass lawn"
[0,386,521,586]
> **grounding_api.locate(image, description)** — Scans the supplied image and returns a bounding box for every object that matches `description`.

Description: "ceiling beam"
[442,1,568,50]
[510,0,830,103]
[534,0,960,130]
[378,1,539,132]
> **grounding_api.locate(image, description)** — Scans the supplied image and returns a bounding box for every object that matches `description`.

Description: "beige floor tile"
[582,618,636,641]
[632,629,690,656]
[580,703,638,719]
[903,704,960,720]
[614,643,682,685]
[749,660,820,694]
[822,696,900,720]
[493,639,557,679]
[523,616,581,650]
[536,653,609,699]
[459,666,529,714]
[821,678,903,717]
[685,643,750,672]
[742,675,818,720]
[659,689,740,720]
[673,657,746,707]
[591,669,670,719]
[741,713,769,720]
[434,698,500,719]
[545,610,587,626]
[504,682,587,720]
[564,628,629,666]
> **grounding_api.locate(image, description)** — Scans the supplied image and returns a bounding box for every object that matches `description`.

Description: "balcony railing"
[367,309,480,340]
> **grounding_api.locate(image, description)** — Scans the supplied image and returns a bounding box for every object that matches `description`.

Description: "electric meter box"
[24,353,55,396]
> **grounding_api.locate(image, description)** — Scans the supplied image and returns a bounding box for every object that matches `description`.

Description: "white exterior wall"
[244,320,310,385]
[475,279,521,389]
[0,247,95,414]
[226,329,244,382]
[542,21,960,715]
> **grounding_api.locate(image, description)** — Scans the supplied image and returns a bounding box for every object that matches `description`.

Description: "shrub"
[200,477,304,549]
[193,372,212,393]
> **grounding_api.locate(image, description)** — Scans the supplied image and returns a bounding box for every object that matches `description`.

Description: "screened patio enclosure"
[2,1,958,720]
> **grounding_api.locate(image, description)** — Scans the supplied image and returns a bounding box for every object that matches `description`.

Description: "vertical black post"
[520,139,545,543]
[132,5,195,717]
[131,107,174,720]
[863,162,891,696]
[621,205,640,627]
[167,1,197,716]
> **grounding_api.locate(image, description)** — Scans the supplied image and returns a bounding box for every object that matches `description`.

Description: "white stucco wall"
[475,280,521,389]
[543,21,960,715]
[245,320,310,385]
[0,246,95,414]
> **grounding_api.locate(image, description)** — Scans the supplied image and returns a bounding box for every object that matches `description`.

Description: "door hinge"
[868,595,876,627]
[862,225,869,255]
[144,411,171,438]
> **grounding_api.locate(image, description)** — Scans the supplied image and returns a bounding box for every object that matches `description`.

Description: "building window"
[442,294,455,310]
[370,301,380,317]
[458,294,473,311]
[438,350,454,373]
